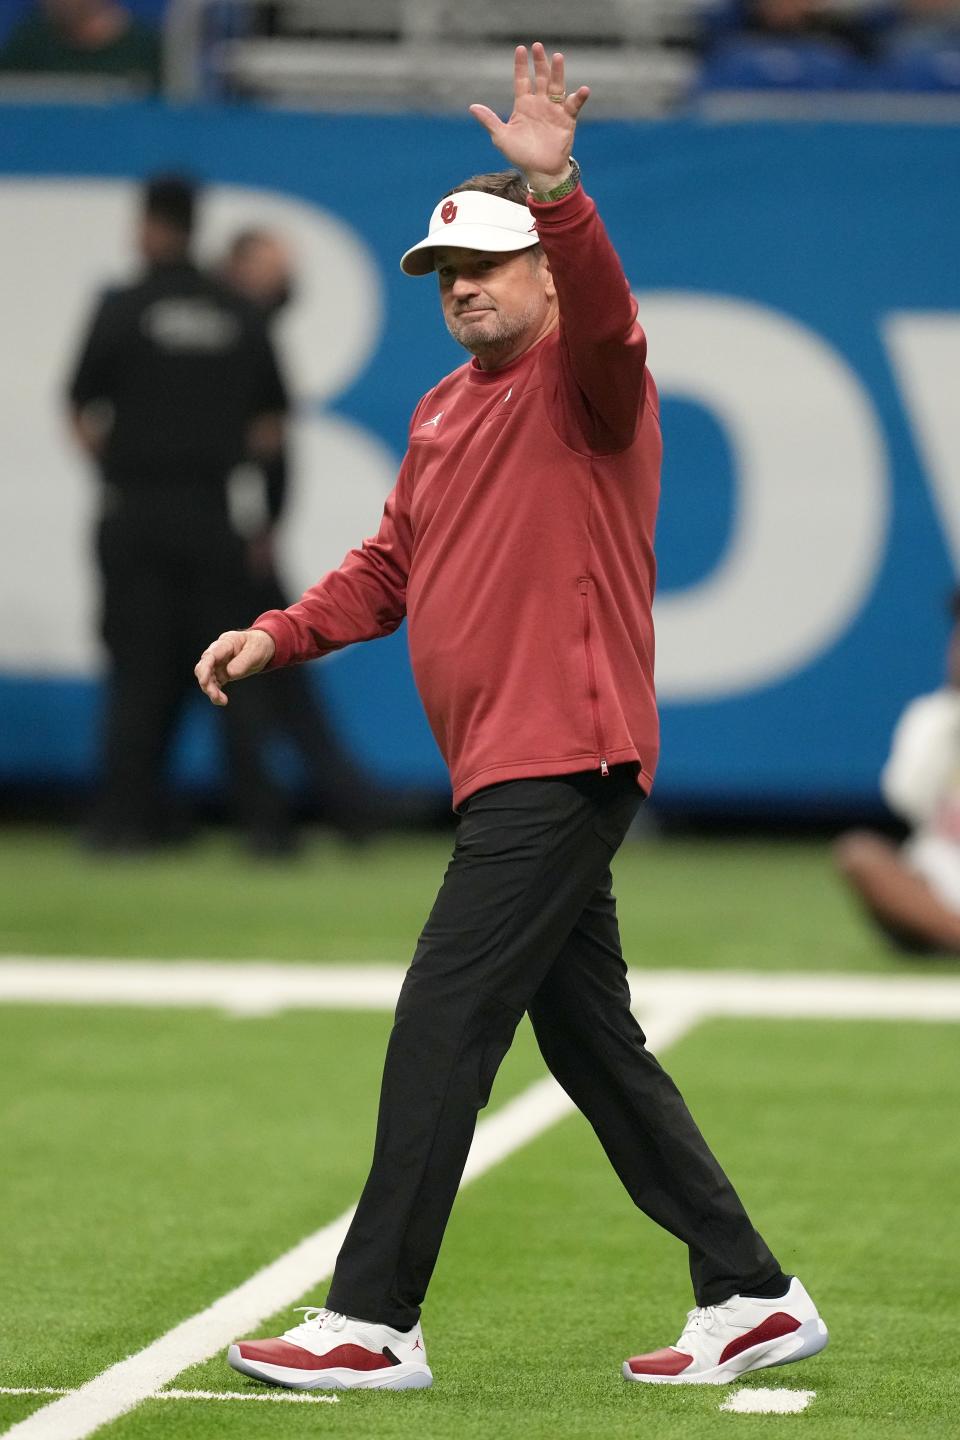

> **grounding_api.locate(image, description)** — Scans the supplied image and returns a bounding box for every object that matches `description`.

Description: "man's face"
[227,237,294,314]
[434,247,555,362]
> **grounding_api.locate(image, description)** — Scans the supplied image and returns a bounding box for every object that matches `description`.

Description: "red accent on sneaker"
[236,1340,393,1372]
[626,1347,695,1376]
[719,1312,801,1365]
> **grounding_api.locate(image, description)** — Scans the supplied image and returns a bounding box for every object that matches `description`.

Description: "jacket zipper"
[578,575,609,777]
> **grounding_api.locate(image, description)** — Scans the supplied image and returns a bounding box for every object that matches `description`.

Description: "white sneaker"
[228,1306,432,1391]
[623,1276,828,1385]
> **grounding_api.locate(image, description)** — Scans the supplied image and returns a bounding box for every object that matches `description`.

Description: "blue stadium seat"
[0,0,35,47]
[700,36,866,91]
[877,43,960,92]
[124,0,169,21]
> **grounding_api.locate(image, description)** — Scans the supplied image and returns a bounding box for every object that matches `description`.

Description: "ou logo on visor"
[440,200,457,224]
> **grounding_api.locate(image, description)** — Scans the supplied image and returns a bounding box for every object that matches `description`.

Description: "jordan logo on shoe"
[412,1337,424,1352]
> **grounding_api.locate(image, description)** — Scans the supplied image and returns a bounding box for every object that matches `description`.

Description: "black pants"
[326,767,780,1330]
[251,574,385,835]
[95,488,289,842]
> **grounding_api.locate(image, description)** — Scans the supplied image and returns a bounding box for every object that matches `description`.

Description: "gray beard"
[445,297,541,358]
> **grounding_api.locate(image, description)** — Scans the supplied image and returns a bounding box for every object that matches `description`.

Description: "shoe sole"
[227,1344,433,1391]
[622,1317,829,1386]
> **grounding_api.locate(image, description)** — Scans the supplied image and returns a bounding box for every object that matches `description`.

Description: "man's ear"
[540,255,556,303]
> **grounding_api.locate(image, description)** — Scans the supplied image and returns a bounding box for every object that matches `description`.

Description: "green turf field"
[0,825,941,971]
[1,825,958,1439]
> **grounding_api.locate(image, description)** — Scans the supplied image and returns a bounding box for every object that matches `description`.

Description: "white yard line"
[0,1008,700,1440]
[161,1388,338,1404]
[0,1388,338,1407]
[2,958,960,1021]
[0,960,405,1015]
[0,1393,68,1400]
[628,970,960,1023]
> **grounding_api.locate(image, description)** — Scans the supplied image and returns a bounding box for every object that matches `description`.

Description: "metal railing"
[163,0,705,112]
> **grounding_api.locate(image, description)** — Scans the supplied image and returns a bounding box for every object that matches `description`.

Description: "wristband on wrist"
[528,157,581,203]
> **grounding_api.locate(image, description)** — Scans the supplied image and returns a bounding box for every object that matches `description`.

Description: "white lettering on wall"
[640,293,890,701]
[0,180,392,673]
[883,313,960,571]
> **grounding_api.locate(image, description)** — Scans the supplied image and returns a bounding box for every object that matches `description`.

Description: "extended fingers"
[468,103,503,137]
[514,43,578,107]
[531,42,565,96]
[548,49,565,96]
[566,84,590,119]
[531,41,549,93]
[513,44,531,97]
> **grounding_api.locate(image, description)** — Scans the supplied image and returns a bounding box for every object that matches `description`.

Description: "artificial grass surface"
[3,1012,957,1438]
[0,824,938,972]
[0,1005,545,1401]
[3,824,957,1436]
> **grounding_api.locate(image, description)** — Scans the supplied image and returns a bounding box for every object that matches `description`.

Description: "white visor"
[400,190,540,276]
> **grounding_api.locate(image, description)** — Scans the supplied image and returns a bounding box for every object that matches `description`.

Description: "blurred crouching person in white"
[836,590,960,955]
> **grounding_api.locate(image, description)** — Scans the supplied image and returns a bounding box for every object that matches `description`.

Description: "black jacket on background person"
[70,259,287,489]
[69,257,294,854]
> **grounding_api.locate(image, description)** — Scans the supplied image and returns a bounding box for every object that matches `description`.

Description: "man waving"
[197,43,827,1393]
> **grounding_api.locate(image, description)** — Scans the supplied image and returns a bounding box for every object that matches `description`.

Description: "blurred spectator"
[700,0,880,89]
[835,590,960,955]
[222,229,295,318]
[69,174,296,855]
[219,227,395,840]
[0,0,161,90]
[738,0,876,55]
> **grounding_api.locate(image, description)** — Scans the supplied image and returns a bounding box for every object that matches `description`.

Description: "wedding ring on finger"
[547,93,566,103]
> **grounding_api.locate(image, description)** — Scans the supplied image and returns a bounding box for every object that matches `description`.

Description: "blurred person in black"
[220,227,412,839]
[69,174,295,855]
[0,0,161,89]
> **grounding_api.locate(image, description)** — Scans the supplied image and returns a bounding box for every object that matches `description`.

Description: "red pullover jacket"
[253,185,662,809]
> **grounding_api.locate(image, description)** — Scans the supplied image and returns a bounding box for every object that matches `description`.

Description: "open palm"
[470,43,590,188]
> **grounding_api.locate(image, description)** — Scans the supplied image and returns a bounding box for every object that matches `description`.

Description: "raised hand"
[469,43,590,193]
[194,628,275,706]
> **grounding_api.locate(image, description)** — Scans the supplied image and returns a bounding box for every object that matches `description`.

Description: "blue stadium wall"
[1,104,958,812]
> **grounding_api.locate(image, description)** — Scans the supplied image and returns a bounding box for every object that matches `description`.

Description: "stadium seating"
[6,2,960,110]
[0,0,169,46]
[700,36,867,90]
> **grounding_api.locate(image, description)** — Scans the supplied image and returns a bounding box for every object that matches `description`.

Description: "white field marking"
[0,959,404,1016]
[3,959,960,1023]
[160,1388,339,1405]
[0,1392,69,1399]
[461,1009,701,1182]
[0,1388,338,1407]
[721,1387,816,1414]
[0,1009,699,1440]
